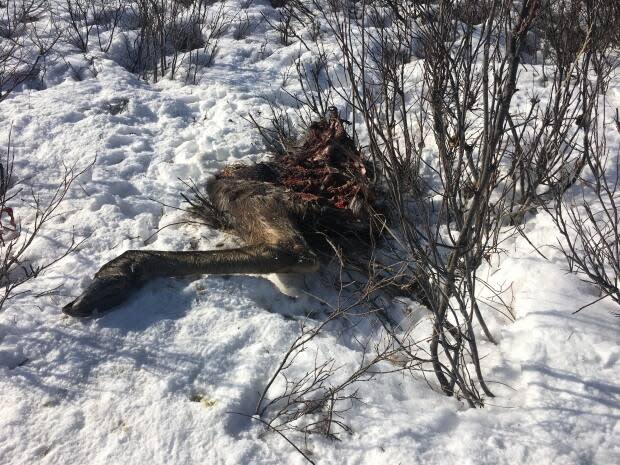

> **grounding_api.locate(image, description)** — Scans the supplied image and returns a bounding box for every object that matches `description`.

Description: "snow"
[1,2,619,464]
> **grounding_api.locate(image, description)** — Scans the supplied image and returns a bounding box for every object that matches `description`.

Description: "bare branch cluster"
[54,0,233,83]
[254,3,619,443]
[56,0,125,54]
[546,100,620,311]
[0,128,92,312]
[252,274,426,458]
[0,0,58,101]
[121,0,232,83]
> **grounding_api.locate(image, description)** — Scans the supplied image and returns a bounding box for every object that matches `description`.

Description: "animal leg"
[63,243,319,317]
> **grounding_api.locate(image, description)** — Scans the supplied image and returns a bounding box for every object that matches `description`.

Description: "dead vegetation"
[0,0,58,101]
[0,128,91,312]
[245,0,620,458]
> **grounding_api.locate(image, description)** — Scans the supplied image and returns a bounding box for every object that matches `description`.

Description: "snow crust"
[1,2,619,464]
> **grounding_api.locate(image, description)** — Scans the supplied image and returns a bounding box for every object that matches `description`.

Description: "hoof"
[62,299,95,318]
[62,275,136,318]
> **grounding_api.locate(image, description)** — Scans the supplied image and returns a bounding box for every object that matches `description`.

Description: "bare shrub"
[120,0,231,83]
[261,0,313,48]
[280,49,335,126]
[232,9,257,40]
[292,0,608,406]
[217,0,618,459]
[514,0,620,314]
[537,0,620,78]
[549,126,620,312]
[0,0,58,101]
[250,267,424,462]
[0,129,91,312]
[261,4,295,46]
[453,0,493,25]
[546,64,620,312]
[59,0,124,53]
[183,1,230,83]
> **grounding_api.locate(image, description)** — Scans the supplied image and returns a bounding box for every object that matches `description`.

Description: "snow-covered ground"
[1,2,619,464]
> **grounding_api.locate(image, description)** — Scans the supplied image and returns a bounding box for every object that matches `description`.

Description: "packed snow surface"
[1,2,619,464]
